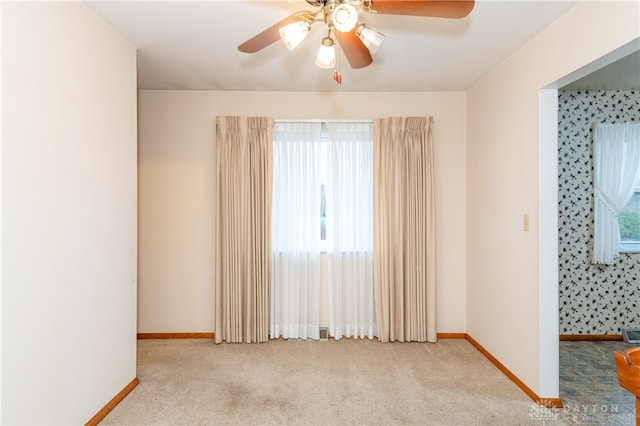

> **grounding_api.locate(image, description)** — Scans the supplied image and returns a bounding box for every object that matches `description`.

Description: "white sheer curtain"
[593,123,640,265]
[271,122,323,340]
[325,122,376,340]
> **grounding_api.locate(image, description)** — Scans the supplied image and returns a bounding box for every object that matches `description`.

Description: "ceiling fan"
[238,0,475,84]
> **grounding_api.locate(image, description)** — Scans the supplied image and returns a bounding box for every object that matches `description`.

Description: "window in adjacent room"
[619,185,640,253]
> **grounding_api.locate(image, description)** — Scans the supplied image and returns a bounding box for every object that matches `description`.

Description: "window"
[619,186,640,253]
[270,120,375,341]
[319,128,328,242]
[592,122,640,264]
[308,123,372,246]
[271,121,373,251]
[320,183,327,240]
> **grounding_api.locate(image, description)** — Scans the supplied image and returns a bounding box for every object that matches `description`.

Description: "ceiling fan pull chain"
[333,70,342,85]
[334,35,343,85]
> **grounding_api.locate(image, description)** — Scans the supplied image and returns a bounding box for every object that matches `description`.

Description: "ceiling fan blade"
[238,12,312,54]
[336,28,373,69]
[366,0,474,18]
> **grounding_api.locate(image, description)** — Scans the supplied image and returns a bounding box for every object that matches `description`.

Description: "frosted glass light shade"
[279,21,311,50]
[316,37,336,69]
[356,24,385,54]
[333,4,358,32]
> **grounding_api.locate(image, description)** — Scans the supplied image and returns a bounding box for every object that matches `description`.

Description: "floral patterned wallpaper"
[558,90,640,335]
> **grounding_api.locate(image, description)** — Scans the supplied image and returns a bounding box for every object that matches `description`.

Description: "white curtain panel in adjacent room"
[325,122,376,340]
[593,123,640,265]
[271,122,323,340]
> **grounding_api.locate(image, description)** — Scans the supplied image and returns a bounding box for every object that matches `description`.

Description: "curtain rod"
[275,119,373,123]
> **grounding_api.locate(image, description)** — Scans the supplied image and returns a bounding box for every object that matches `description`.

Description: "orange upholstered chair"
[615,347,640,426]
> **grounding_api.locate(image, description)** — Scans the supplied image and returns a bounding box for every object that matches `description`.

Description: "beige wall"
[138,91,467,334]
[466,0,639,398]
[1,2,138,424]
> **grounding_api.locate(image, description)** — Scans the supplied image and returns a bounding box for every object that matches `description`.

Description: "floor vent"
[319,327,328,341]
[622,329,640,344]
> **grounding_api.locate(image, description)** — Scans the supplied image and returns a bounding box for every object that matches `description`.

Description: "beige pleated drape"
[373,117,437,343]
[215,116,273,343]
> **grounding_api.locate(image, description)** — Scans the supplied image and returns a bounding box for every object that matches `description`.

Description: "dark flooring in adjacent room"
[559,340,637,425]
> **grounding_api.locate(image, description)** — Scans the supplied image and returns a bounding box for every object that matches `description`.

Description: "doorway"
[538,45,640,411]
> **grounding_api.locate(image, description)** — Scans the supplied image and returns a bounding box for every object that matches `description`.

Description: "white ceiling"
[85,0,594,92]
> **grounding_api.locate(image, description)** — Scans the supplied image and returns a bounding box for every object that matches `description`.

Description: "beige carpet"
[101,338,560,425]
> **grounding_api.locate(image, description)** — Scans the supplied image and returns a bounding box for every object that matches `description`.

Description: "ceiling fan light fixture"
[356,24,385,55]
[279,20,311,51]
[316,37,336,69]
[332,4,358,32]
